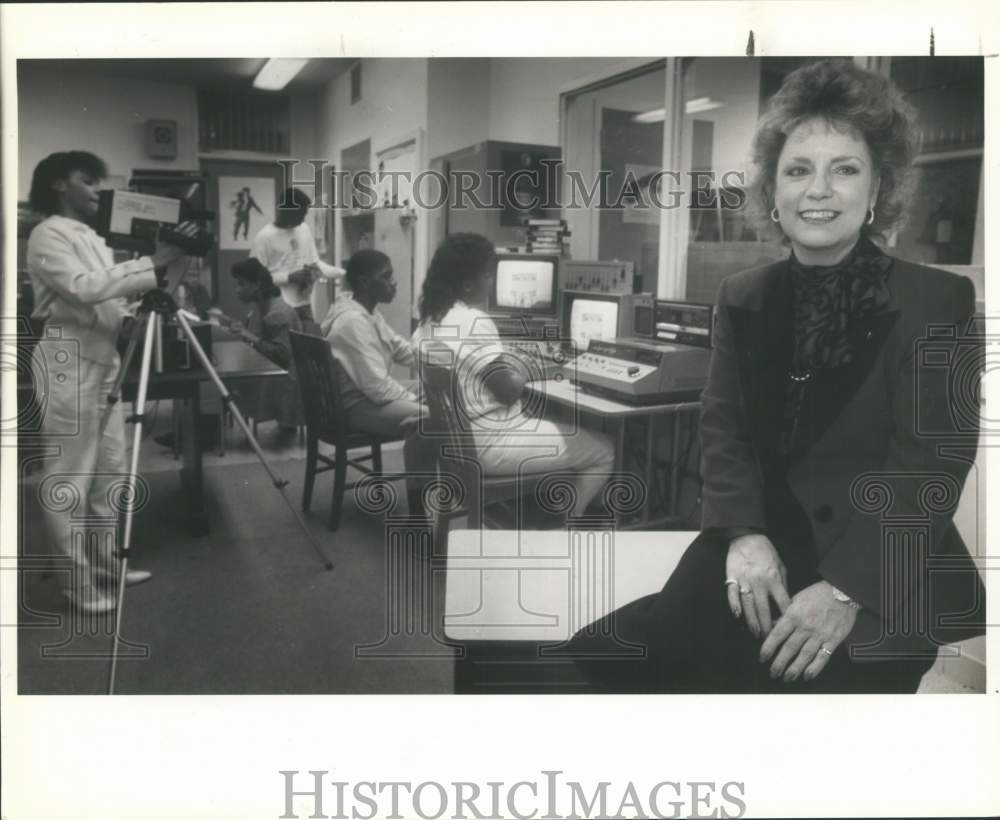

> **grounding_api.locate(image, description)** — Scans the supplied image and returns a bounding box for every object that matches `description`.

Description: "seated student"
[322,252,435,516]
[411,233,615,519]
[213,258,303,440]
[322,249,426,434]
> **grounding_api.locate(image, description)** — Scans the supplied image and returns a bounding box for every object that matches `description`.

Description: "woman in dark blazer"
[573,58,984,693]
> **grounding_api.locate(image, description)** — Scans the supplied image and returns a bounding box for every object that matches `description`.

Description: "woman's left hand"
[758,580,858,683]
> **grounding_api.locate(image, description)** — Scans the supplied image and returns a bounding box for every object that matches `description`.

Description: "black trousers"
[568,527,935,695]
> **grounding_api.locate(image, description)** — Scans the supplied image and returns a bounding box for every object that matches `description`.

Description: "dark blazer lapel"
[793,310,900,457]
[727,268,794,461]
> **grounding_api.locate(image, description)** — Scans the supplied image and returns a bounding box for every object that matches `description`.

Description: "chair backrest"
[419,360,486,517]
[289,330,348,442]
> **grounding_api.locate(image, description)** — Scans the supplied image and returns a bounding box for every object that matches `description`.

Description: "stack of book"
[524,218,570,255]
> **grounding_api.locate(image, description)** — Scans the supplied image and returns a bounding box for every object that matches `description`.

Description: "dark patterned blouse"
[783,235,893,455]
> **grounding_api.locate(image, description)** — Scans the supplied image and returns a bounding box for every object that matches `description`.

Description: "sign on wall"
[218,176,275,250]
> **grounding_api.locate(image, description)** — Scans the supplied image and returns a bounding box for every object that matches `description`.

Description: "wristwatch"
[830,585,861,610]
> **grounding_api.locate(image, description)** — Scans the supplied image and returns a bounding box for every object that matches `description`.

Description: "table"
[17,338,285,536]
[445,528,695,692]
[525,378,700,528]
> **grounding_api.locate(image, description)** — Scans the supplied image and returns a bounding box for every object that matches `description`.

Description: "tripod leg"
[108,312,158,695]
[172,311,334,571]
[98,309,149,438]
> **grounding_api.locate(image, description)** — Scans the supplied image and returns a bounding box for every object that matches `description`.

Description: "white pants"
[33,344,128,600]
[476,420,616,515]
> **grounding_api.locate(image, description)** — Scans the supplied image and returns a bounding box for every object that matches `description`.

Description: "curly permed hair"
[745,58,917,241]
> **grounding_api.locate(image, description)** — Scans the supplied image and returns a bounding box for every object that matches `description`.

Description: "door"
[199,158,285,319]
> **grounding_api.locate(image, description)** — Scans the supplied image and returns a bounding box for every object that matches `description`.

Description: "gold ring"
[820,646,833,656]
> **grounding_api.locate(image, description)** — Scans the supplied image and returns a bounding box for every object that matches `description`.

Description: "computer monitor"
[489,254,559,316]
[560,290,654,353]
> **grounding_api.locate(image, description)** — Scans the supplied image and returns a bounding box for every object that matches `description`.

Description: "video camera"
[95,188,215,257]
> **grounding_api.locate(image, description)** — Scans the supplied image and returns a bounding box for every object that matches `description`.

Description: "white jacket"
[322,296,415,409]
[27,215,158,364]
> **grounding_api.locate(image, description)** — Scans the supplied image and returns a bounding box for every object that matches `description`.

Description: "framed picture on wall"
[218,176,275,250]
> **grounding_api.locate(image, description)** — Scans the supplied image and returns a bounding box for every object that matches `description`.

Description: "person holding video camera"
[571,59,985,694]
[26,150,188,613]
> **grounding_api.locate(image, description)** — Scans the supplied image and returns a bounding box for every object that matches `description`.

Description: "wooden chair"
[289,331,405,530]
[420,360,544,553]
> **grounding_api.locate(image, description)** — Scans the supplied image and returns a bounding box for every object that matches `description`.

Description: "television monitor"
[489,254,559,316]
[568,296,619,352]
[560,290,654,353]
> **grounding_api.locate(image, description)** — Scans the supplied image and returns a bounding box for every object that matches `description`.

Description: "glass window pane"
[680,57,809,304]
[564,64,665,293]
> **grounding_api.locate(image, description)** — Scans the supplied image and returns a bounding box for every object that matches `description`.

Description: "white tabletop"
[526,378,700,417]
[444,528,695,642]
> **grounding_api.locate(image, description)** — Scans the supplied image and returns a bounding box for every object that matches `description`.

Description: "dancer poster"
[219,176,274,250]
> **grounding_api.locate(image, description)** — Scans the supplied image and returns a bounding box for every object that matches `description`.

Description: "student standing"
[250,187,343,331]
[27,151,186,612]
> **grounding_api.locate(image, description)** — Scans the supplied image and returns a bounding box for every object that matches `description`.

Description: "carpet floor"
[17,452,456,694]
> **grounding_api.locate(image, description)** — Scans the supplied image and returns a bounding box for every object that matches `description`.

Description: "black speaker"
[500,149,555,226]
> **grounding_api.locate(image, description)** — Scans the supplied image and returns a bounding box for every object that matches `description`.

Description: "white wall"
[17,63,199,197]
[316,58,430,290]
[317,59,429,166]
[426,59,491,159]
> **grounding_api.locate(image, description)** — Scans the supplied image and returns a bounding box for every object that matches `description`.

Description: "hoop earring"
[867,206,875,225]
[770,207,780,223]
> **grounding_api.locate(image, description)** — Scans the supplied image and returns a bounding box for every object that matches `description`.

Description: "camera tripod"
[100,287,334,695]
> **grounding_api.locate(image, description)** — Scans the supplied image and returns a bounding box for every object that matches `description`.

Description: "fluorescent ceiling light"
[632,97,726,123]
[253,59,309,91]
[685,96,725,114]
[633,107,666,124]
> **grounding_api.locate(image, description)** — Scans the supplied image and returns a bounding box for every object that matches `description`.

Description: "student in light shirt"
[323,249,433,515]
[26,150,187,613]
[250,186,344,330]
[411,233,615,519]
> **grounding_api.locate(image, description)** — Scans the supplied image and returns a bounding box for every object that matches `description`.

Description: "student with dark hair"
[27,150,186,613]
[322,249,426,432]
[322,249,432,514]
[213,258,304,438]
[412,233,615,519]
[250,186,343,330]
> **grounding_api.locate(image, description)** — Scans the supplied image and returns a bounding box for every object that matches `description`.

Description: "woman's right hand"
[725,534,791,639]
[208,308,240,334]
[150,240,185,269]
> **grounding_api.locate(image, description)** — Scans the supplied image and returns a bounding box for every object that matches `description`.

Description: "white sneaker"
[64,590,116,614]
[124,569,152,586]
